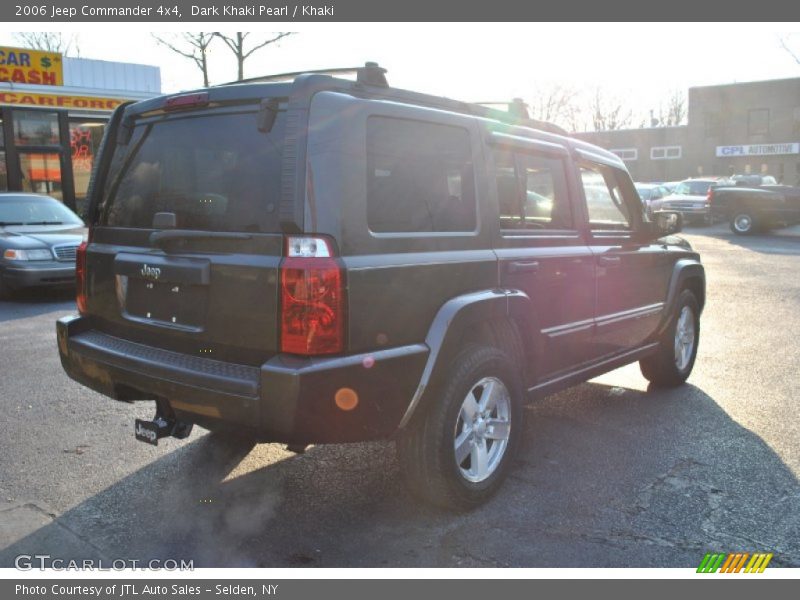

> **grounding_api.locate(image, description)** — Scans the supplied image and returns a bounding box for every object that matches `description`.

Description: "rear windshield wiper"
[24,221,64,225]
[150,230,252,249]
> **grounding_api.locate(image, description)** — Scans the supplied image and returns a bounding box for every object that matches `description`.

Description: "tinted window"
[100,110,285,232]
[367,117,476,233]
[495,150,572,230]
[580,165,631,230]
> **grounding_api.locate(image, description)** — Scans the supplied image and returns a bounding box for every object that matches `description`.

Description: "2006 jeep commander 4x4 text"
[57,64,705,509]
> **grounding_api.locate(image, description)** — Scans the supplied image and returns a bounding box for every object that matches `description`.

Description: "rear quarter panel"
[305,92,499,354]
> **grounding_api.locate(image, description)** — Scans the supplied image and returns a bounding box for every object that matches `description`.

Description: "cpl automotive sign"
[0,91,127,111]
[716,143,800,157]
[0,46,63,86]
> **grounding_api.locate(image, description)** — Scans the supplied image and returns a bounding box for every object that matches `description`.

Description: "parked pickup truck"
[710,177,800,235]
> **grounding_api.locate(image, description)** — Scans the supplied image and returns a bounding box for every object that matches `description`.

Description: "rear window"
[99,110,285,232]
[674,180,712,196]
[366,117,476,233]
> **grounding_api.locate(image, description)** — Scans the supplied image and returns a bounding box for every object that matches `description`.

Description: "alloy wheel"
[674,305,696,372]
[454,376,511,483]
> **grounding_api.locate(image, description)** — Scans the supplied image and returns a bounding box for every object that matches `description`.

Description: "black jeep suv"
[57,64,705,509]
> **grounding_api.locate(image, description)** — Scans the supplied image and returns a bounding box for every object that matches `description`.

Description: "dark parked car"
[730,174,777,187]
[0,193,86,298]
[710,179,800,234]
[56,64,705,509]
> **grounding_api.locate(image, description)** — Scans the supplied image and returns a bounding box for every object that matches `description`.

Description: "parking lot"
[1,223,799,568]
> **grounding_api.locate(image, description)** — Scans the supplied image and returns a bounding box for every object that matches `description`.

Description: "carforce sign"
[716,143,800,157]
[0,46,63,86]
[0,91,127,112]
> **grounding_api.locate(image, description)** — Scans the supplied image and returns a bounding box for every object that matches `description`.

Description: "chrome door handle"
[597,256,622,266]
[508,260,540,273]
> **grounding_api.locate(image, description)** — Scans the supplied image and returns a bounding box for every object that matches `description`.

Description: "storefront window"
[13,110,59,146]
[19,152,63,200]
[69,120,105,213]
[0,151,7,191]
[0,117,6,191]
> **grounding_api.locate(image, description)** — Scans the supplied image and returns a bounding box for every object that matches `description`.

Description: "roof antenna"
[509,97,530,119]
[357,62,388,87]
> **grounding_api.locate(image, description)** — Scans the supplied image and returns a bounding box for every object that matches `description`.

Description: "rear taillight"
[707,188,714,204]
[76,241,88,315]
[280,236,345,355]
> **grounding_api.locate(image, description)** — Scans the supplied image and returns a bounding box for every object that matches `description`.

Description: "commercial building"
[574,77,800,185]
[1,46,160,214]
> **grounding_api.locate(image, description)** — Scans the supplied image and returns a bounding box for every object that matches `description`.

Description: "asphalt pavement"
[1,223,799,568]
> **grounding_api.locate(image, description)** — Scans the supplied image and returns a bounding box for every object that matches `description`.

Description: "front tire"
[396,345,523,510]
[640,289,700,387]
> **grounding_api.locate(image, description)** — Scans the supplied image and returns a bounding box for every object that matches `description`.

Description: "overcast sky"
[3,23,800,129]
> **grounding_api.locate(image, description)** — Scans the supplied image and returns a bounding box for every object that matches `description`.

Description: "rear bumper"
[56,315,428,444]
[3,263,75,288]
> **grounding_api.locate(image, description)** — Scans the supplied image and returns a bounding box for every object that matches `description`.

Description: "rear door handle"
[597,256,622,267]
[508,260,540,273]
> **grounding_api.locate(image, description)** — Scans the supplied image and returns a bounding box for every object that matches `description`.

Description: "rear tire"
[396,345,523,510]
[640,289,700,387]
[730,211,757,235]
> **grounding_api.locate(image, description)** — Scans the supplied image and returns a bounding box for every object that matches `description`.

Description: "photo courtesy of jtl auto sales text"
[0,0,799,598]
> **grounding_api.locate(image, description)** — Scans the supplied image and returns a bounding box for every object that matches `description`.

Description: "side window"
[494,149,573,231]
[580,164,632,231]
[366,117,476,233]
[494,151,519,230]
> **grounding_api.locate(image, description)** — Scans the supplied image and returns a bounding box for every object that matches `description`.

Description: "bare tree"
[779,35,800,65]
[13,32,79,56]
[589,88,633,131]
[213,32,295,81]
[527,84,583,129]
[153,33,215,87]
[652,89,687,127]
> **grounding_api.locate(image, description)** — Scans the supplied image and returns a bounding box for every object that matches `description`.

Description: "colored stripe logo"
[697,552,773,573]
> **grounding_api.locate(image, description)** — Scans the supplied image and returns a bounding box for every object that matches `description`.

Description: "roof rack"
[221,62,566,135]
[474,98,530,119]
[222,62,388,87]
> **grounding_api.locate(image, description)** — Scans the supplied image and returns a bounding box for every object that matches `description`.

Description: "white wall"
[63,57,160,94]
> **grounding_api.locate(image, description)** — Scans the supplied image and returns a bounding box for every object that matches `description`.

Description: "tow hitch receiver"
[134,400,193,446]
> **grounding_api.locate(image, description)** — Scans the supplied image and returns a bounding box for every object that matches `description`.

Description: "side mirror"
[651,210,682,236]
